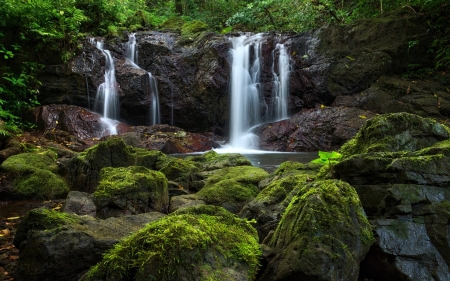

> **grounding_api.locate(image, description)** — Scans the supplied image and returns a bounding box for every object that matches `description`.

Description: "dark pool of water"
[172,151,318,172]
[0,200,42,220]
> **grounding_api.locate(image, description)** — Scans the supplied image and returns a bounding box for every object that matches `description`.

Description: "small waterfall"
[125,33,138,64]
[223,34,291,152]
[229,34,264,149]
[143,73,161,125]
[125,34,161,125]
[272,43,290,120]
[91,38,119,136]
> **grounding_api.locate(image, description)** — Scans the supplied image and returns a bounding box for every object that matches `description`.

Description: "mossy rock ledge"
[65,137,169,193]
[80,205,261,281]
[333,113,450,280]
[0,149,69,199]
[94,166,169,218]
[258,179,373,281]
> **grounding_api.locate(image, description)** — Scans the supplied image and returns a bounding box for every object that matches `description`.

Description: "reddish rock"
[257,107,377,151]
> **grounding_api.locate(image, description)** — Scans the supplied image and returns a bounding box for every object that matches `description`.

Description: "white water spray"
[228,35,264,150]
[124,34,161,125]
[272,43,290,120]
[146,73,161,125]
[222,34,291,152]
[91,38,119,136]
[125,33,138,64]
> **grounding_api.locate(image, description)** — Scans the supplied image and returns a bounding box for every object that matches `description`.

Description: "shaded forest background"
[0,0,448,135]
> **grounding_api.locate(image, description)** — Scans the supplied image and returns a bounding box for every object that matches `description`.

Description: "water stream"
[124,33,161,125]
[91,39,119,136]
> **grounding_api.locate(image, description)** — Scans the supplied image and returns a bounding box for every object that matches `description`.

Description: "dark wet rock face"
[256,106,377,151]
[31,11,441,151]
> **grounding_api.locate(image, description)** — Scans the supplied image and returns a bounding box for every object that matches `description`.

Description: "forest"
[0,0,448,136]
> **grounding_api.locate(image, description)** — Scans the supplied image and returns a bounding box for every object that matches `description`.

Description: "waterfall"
[229,34,264,149]
[125,34,161,125]
[225,34,290,151]
[272,43,290,120]
[92,39,119,136]
[125,33,138,64]
[143,73,161,125]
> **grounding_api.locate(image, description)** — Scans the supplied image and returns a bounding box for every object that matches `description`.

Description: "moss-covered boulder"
[94,166,169,217]
[196,166,269,213]
[340,112,449,157]
[186,150,251,171]
[66,137,169,193]
[14,208,164,281]
[0,150,69,199]
[158,157,203,191]
[332,113,450,280]
[259,180,373,281]
[240,161,319,241]
[80,205,261,281]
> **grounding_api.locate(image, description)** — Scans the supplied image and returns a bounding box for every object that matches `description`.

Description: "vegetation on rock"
[196,166,268,206]
[1,149,69,198]
[94,166,169,213]
[264,179,373,281]
[81,205,261,281]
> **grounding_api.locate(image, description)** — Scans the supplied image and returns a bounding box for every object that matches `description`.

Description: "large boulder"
[332,113,450,280]
[259,180,373,281]
[13,208,165,281]
[94,166,169,218]
[80,205,261,281]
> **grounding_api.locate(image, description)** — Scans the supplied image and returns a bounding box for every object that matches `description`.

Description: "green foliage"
[311,150,342,165]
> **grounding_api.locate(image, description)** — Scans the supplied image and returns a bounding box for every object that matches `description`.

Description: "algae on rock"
[81,205,261,281]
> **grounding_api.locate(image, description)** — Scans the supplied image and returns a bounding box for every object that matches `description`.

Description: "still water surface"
[172,150,317,172]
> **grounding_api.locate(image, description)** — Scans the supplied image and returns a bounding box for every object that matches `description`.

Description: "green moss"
[186,150,251,171]
[94,166,167,200]
[159,158,199,181]
[16,169,69,199]
[270,179,374,250]
[255,173,313,205]
[181,20,208,37]
[1,150,69,199]
[82,206,261,281]
[160,17,185,31]
[1,151,58,173]
[339,113,450,158]
[195,166,268,206]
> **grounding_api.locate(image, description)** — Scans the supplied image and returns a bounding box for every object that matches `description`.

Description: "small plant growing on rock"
[311,151,342,179]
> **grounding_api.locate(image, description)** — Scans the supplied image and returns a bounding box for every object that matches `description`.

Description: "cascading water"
[228,34,264,150]
[124,33,161,125]
[145,73,161,125]
[272,43,290,120]
[125,33,138,65]
[224,34,291,151]
[92,39,119,136]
